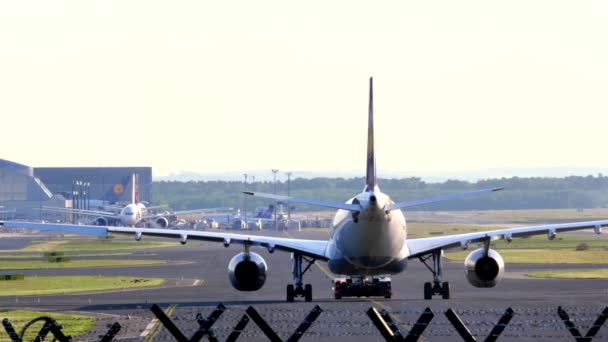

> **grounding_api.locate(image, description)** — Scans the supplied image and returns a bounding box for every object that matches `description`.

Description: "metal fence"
[2,304,606,342]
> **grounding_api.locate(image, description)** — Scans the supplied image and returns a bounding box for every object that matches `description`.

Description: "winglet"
[365,77,377,192]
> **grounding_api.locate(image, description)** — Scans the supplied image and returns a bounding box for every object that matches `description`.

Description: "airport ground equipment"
[333,275,392,299]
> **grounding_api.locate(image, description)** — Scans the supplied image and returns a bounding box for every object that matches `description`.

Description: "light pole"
[271,169,279,229]
[243,173,248,224]
[286,172,292,220]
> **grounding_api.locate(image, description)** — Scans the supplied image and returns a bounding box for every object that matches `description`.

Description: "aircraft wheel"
[442,282,450,300]
[424,282,432,300]
[304,284,312,302]
[287,284,295,302]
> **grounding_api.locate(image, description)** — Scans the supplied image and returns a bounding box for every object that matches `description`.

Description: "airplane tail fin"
[131,174,140,204]
[365,77,377,192]
[101,175,130,203]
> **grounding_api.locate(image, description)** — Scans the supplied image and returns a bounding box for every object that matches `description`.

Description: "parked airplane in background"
[42,174,227,228]
[3,78,606,302]
[205,205,281,230]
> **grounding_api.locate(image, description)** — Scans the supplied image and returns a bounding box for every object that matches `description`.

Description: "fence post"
[445,309,476,342]
[99,322,121,342]
[245,306,283,342]
[149,304,188,342]
[225,315,250,342]
[367,307,397,341]
[2,319,22,342]
[286,305,323,342]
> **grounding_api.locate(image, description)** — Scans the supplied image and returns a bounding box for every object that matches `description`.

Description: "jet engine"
[155,217,169,228]
[94,217,108,226]
[464,248,505,288]
[228,252,267,291]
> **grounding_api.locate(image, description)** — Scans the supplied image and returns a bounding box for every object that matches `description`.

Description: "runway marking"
[141,304,177,341]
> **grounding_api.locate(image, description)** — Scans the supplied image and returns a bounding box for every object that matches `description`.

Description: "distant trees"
[152,175,608,211]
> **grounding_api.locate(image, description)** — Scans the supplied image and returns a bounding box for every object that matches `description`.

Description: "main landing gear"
[419,249,450,300]
[287,253,316,302]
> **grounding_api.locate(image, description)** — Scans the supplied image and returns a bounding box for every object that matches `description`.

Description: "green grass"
[0,310,95,341]
[0,276,164,296]
[0,252,131,259]
[0,259,165,270]
[17,239,184,252]
[445,249,608,264]
[408,222,499,238]
[490,235,607,249]
[414,208,608,224]
[527,269,608,279]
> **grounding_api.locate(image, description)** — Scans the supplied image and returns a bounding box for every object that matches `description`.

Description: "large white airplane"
[42,174,228,228]
[2,78,607,302]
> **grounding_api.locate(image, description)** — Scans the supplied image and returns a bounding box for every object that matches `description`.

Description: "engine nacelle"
[228,252,267,291]
[95,217,108,226]
[155,217,169,228]
[464,248,505,288]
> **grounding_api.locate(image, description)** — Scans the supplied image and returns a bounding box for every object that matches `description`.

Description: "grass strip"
[445,249,608,264]
[0,276,165,296]
[18,239,182,252]
[0,310,95,340]
[527,269,608,279]
[0,252,132,259]
[0,259,165,270]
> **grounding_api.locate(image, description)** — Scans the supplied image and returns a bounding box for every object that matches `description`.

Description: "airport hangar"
[0,159,152,219]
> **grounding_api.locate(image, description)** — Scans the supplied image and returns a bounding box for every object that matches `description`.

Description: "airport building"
[0,159,152,219]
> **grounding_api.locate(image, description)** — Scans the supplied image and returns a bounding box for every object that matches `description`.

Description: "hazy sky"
[2,1,607,179]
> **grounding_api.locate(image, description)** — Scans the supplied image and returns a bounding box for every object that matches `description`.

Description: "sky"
[1,1,608,181]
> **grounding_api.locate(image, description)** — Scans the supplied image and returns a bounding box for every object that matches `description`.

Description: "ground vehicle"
[333,276,392,299]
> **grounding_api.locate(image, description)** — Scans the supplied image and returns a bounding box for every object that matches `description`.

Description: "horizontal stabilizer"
[244,192,362,211]
[385,187,504,211]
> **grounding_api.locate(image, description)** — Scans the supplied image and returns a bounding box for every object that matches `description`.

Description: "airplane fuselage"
[119,203,145,226]
[326,188,410,275]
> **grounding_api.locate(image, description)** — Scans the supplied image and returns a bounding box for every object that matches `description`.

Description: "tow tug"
[333,275,392,299]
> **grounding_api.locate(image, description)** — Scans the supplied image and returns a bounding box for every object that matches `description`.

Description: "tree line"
[152,175,608,211]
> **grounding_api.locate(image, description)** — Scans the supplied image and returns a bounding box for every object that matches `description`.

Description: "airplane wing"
[39,206,118,217]
[385,188,504,211]
[244,192,362,211]
[0,221,330,260]
[245,189,502,212]
[405,219,608,258]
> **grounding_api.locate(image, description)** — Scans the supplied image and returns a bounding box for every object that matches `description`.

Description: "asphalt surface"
[0,230,606,341]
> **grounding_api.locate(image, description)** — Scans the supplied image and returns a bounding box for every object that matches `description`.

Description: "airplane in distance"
[205,205,284,230]
[2,78,606,302]
[42,174,228,228]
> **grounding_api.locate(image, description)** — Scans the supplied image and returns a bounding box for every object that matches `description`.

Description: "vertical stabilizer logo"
[113,183,125,195]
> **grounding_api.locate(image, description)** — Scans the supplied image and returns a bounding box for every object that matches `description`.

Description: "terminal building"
[0,159,152,219]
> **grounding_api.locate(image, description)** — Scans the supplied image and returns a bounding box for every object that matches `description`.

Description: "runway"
[0,230,606,341]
